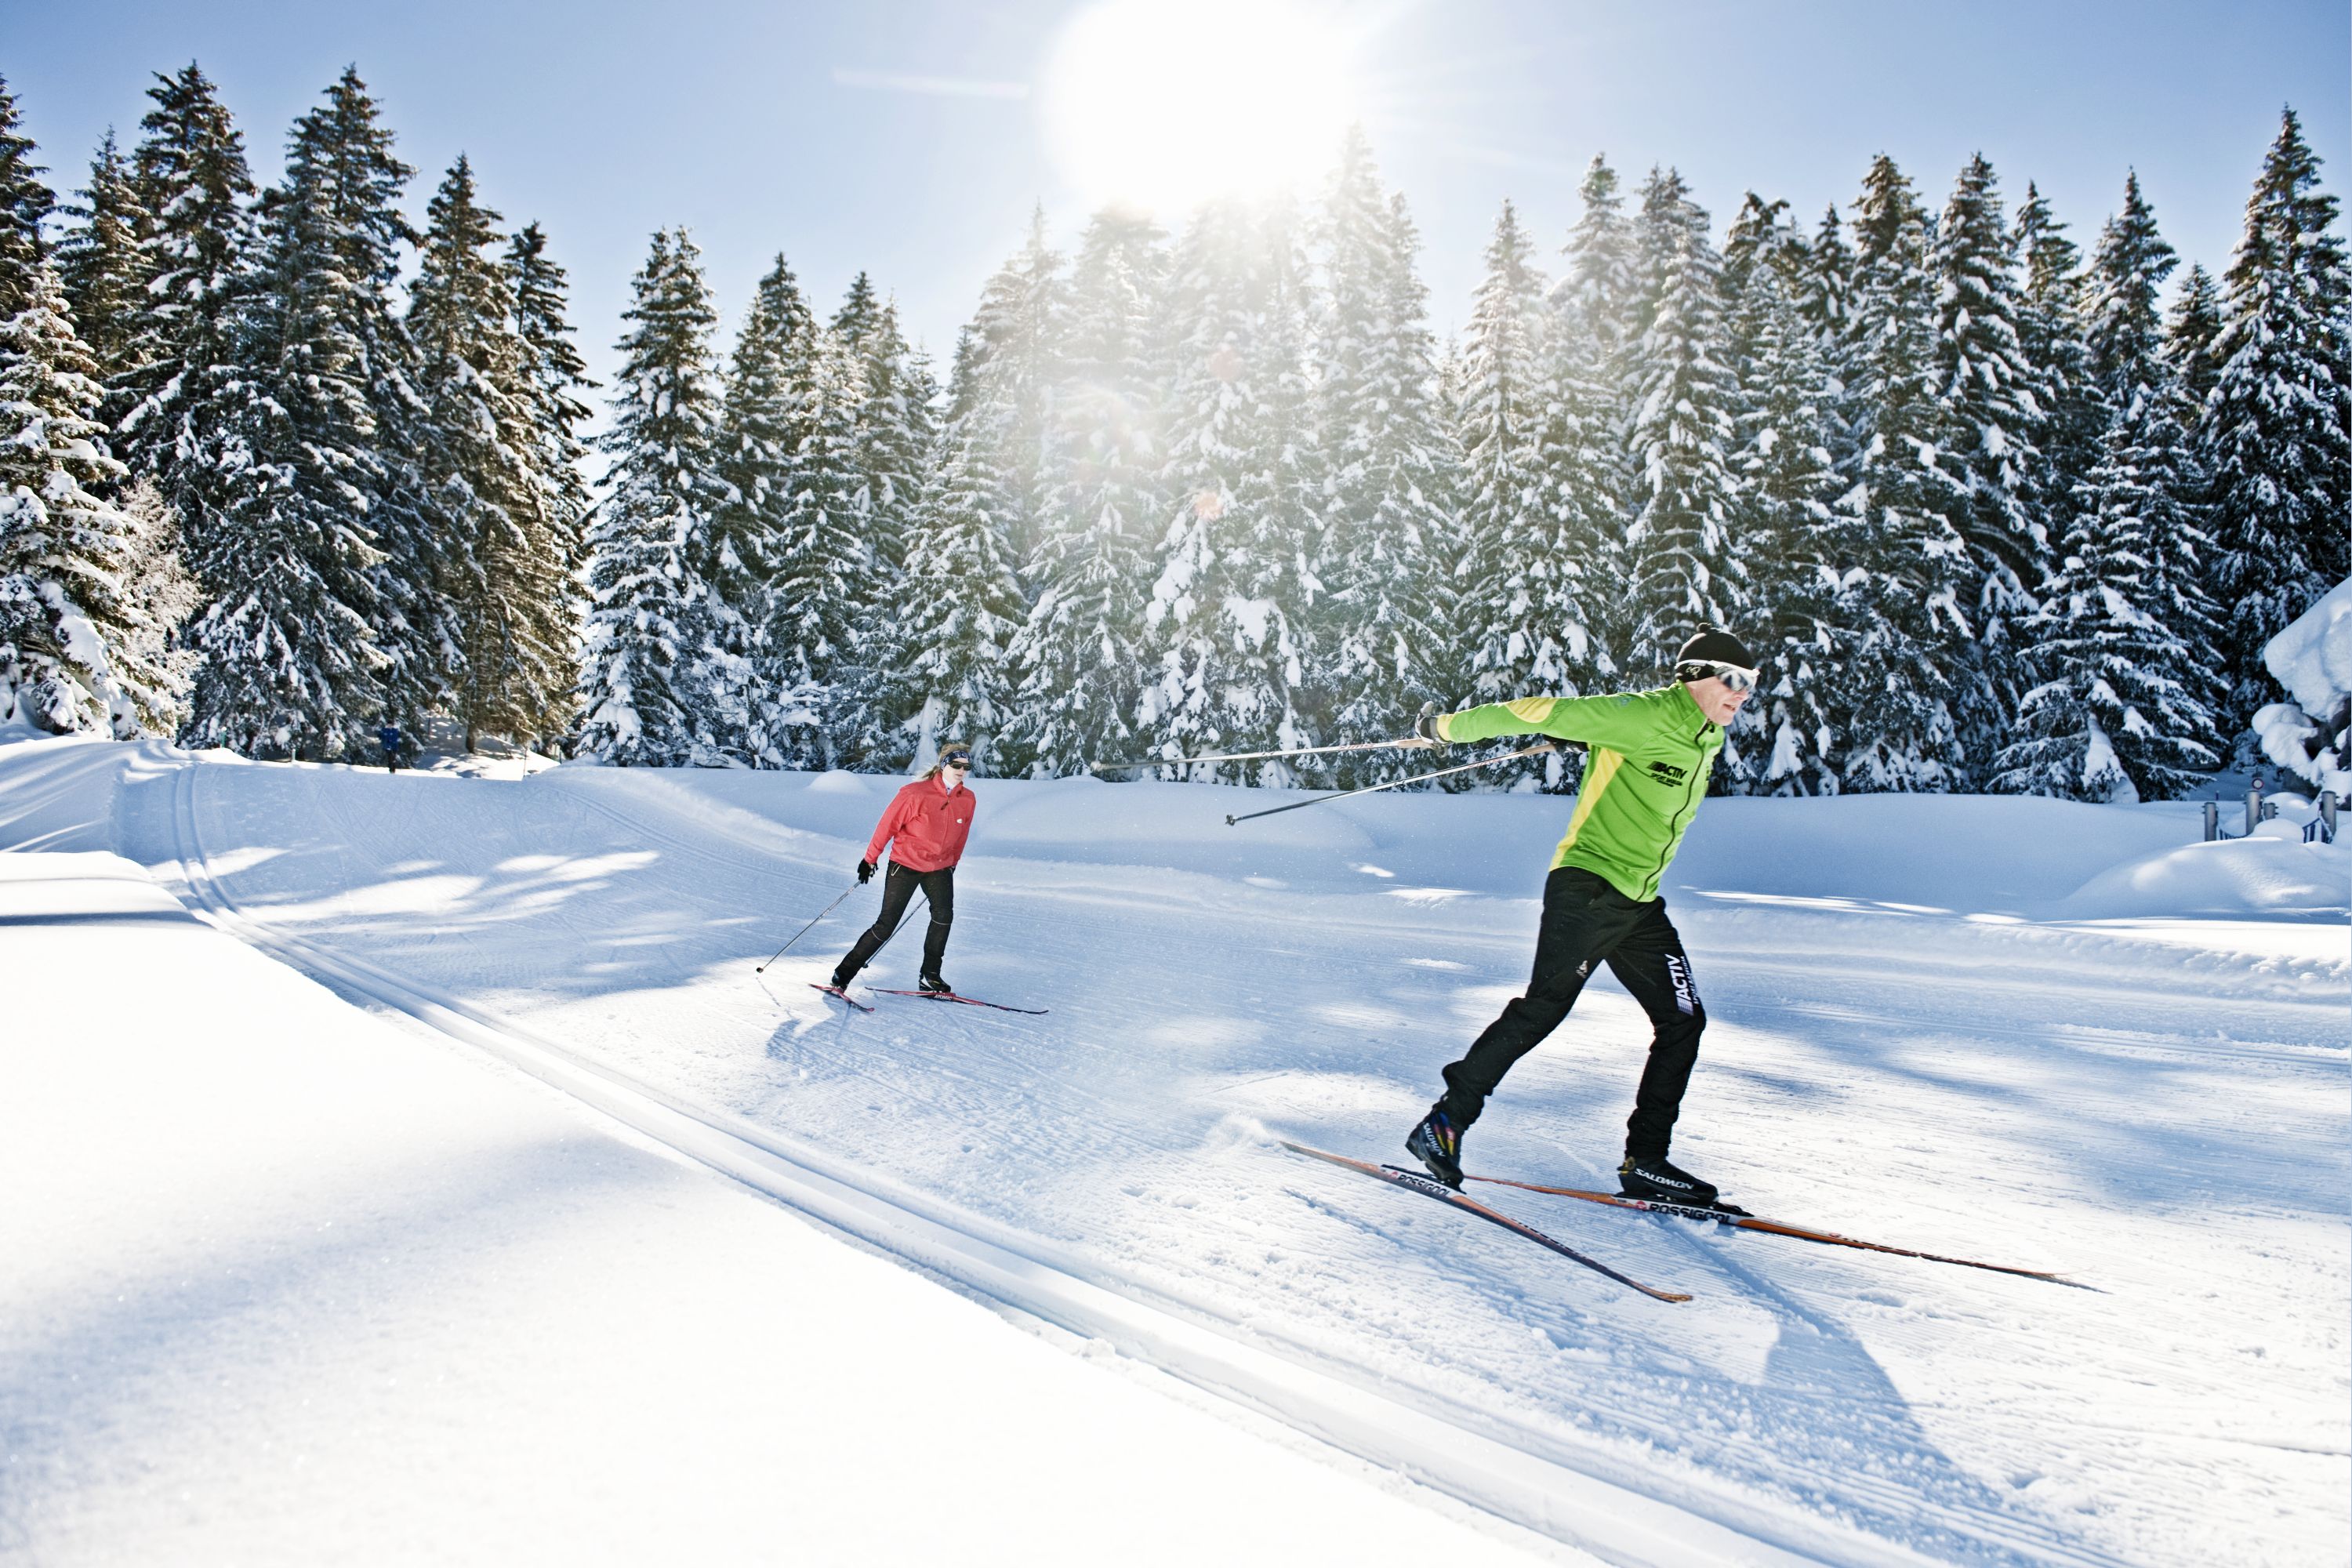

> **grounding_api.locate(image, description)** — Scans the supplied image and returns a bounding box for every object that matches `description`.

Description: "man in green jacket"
[1405,630,1758,1208]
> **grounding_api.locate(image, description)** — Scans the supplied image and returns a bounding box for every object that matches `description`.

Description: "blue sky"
[5,0,2345,395]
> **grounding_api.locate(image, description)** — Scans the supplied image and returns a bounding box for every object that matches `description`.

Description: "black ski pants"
[1438,866,1706,1161]
[834,863,955,983]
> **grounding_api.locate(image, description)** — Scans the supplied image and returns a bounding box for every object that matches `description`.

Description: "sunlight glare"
[1041,0,1357,215]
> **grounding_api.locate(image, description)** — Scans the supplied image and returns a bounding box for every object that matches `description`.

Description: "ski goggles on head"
[939,750,973,769]
[1675,659,1759,692]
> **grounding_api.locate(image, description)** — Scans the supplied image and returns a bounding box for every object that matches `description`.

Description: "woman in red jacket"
[828,742,977,995]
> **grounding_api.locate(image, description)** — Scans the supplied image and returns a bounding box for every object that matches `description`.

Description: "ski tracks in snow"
[136,751,2345,1568]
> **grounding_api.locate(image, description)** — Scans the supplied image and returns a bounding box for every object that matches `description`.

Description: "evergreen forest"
[3,62,2346,802]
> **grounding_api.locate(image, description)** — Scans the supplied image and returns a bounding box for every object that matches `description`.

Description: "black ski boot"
[1406,1107,1465,1189]
[1618,1153,1719,1208]
[917,972,953,995]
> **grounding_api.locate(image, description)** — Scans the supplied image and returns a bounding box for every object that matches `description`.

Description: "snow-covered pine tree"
[761,284,876,769]
[880,341,1028,773]
[1991,403,2224,801]
[2013,181,2103,545]
[1725,241,1842,793]
[117,64,256,533]
[501,221,593,751]
[180,76,416,760]
[1798,202,1860,469]
[1002,206,1166,777]
[2078,170,2229,747]
[1556,155,1639,360]
[280,69,450,731]
[960,209,1065,574]
[1931,154,2049,775]
[0,74,49,325]
[1833,154,1968,791]
[705,252,819,766]
[578,228,724,766]
[56,129,150,416]
[1138,195,1321,782]
[1311,132,1457,782]
[1450,200,1583,788]
[2201,107,2352,730]
[831,288,940,768]
[1623,173,1746,680]
[408,155,573,755]
[0,249,190,735]
[2161,262,2224,430]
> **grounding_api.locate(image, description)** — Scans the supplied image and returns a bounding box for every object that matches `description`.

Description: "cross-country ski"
[810,982,876,1012]
[1465,1174,2079,1285]
[1281,1142,1693,1302]
[869,989,1049,1014]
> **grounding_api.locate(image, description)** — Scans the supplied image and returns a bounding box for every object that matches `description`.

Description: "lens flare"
[1041,0,1357,215]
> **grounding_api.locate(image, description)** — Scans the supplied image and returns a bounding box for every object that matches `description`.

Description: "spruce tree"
[578,228,724,766]
[503,221,593,750]
[1834,154,1968,790]
[1004,207,1166,776]
[0,75,51,323]
[1726,251,1842,793]
[706,252,820,766]
[56,129,151,407]
[2202,107,2352,729]
[1312,136,1457,780]
[1138,196,1320,782]
[2013,180,2103,546]
[1624,176,1745,673]
[2162,262,2225,427]
[833,291,940,768]
[1992,405,2223,801]
[180,78,408,759]
[0,256,187,735]
[884,386,1028,771]
[763,296,873,768]
[118,64,256,533]
[1451,201,1584,787]
[409,156,572,754]
[1932,154,2048,772]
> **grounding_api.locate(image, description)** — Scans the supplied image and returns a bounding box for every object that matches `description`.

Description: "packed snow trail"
[15,736,2344,1566]
[0,849,1580,1566]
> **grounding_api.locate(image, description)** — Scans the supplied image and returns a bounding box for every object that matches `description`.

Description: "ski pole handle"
[756,879,863,971]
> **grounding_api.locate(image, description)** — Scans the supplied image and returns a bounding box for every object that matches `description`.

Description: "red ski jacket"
[863,778,976,873]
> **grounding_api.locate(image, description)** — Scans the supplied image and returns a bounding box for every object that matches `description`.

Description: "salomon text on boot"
[1618,1152,1719,1207]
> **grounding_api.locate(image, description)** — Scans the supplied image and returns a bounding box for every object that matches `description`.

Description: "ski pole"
[755,880,862,972]
[1225,741,1564,826]
[1090,734,1437,773]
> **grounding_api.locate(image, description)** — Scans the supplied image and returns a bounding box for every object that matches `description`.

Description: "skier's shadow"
[1647,1223,2118,1565]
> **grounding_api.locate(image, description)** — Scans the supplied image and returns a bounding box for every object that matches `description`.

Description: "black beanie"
[1675,628,1755,670]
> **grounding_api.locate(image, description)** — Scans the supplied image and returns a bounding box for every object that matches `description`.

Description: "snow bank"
[2047,822,2350,918]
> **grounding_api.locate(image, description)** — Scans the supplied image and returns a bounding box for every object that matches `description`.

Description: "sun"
[1040,0,1359,216]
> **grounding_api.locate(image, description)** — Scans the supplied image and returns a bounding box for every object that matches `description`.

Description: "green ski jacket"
[1436,685,1723,902]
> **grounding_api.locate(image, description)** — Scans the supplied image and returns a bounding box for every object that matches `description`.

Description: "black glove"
[857,859,876,884]
[1414,701,1447,747]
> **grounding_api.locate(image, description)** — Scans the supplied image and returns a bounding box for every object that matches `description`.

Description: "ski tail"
[1280,1142,1690,1303]
[809,983,875,1012]
[1467,1174,2080,1287]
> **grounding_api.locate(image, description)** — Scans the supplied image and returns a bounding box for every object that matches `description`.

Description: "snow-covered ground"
[2,729,2345,1566]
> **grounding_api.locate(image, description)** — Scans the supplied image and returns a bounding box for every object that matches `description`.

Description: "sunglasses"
[1682,661,1759,693]
[940,753,972,769]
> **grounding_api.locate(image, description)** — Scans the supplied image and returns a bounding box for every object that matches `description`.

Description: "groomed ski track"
[156,758,1831,1568]
[71,742,2343,1567]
